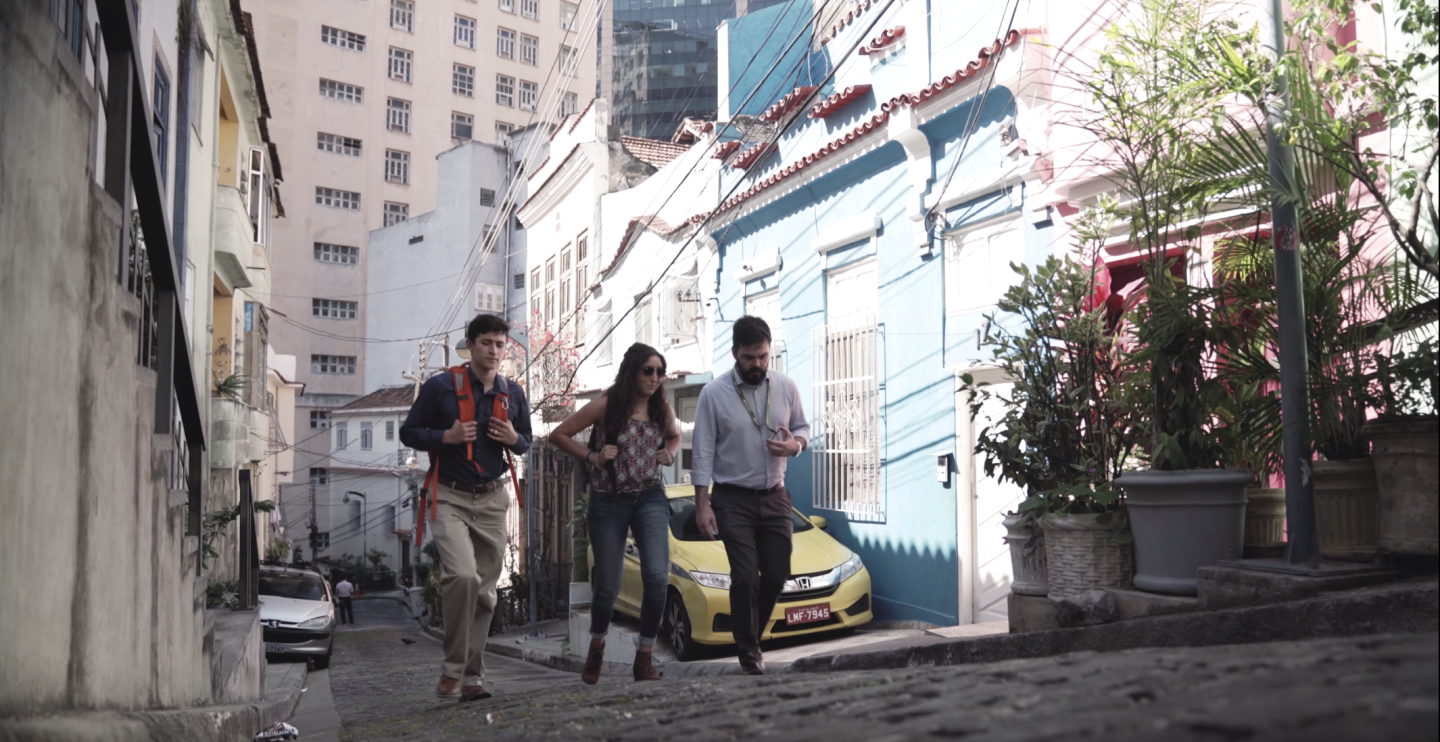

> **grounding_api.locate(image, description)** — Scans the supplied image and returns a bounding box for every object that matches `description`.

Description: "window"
[945,219,1022,315]
[319,78,364,103]
[497,28,515,59]
[315,186,361,210]
[475,283,505,314]
[480,188,496,206]
[334,423,348,449]
[813,259,881,519]
[514,273,525,289]
[310,410,332,429]
[496,75,515,106]
[360,422,374,451]
[387,98,411,133]
[560,2,578,29]
[381,505,396,536]
[496,121,515,145]
[596,302,613,364]
[315,242,359,264]
[312,354,358,374]
[521,0,539,20]
[499,0,515,12]
[385,420,395,441]
[746,290,783,374]
[384,202,409,226]
[451,112,474,140]
[452,63,475,97]
[520,34,538,66]
[559,45,577,76]
[312,298,358,319]
[390,0,413,32]
[152,59,170,183]
[388,47,412,82]
[385,149,410,184]
[544,257,556,324]
[321,25,365,51]
[317,132,362,156]
[455,15,476,48]
[635,298,653,345]
[246,148,269,246]
[519,80,538,111]
[309,467,329,484]
[561,91,578,116]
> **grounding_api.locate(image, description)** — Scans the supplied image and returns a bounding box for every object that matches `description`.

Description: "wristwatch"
[792,437,807,457]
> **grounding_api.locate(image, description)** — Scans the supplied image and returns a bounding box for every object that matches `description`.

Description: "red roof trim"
[759,86,819,123]
[712,140,743,159]
[731,142,776,170]
[809,84,872,118]
[567,98,596,134]
[524,144,580,205]
[823,0,874,46]
[858,25,905,55]
[684,30,1023,226]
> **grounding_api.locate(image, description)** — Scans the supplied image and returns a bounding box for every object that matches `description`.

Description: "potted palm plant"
[963,208,1139,600]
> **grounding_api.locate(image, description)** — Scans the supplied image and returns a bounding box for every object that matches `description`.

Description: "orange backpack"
[414,364,523,547]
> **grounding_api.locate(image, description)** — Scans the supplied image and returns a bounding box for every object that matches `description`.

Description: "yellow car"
[590,484,873,661]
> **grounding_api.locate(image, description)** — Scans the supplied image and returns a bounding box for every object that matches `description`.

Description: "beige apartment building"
[248,0,597,493]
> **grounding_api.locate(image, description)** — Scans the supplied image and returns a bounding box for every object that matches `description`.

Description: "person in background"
[550,343,681,684]
[691,316,809,675]
[334,575,355,625]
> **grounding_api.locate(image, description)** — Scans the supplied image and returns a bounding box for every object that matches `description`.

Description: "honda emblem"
[795,576,812,590]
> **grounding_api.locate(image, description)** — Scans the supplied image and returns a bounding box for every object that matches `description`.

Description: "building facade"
[248,0,599,510]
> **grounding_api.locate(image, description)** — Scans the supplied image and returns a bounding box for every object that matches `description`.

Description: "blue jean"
[587,484,670,645]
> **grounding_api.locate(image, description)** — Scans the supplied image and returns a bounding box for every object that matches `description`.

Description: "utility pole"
[1260,0,1321,565]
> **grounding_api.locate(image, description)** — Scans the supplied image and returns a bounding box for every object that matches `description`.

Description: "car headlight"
[297,615,331,629]
[690,571,731,590]
[836,552,863,583]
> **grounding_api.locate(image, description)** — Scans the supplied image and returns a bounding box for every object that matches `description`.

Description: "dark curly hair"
[598,343,670,492]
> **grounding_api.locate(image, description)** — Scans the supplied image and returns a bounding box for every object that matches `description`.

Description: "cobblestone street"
[324,601,1437,741]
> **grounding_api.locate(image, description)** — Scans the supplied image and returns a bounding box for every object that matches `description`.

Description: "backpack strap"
[490,376,525,509]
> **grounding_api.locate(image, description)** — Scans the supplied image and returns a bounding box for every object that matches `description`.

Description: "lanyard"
[732,369,771,433]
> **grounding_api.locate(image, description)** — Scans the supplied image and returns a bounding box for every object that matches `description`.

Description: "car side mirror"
[809,515,828,530]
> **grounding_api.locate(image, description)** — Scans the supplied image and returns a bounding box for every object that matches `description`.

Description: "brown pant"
[431,481,510,683]
[711,485,793,668]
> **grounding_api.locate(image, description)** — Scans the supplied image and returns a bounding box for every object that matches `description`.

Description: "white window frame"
[390,0,414,32]
[317,132,362,156]
[334,423,348,449]
[313,354,358,375]
[388,47,413,82]
[452,111,474,140]
[560,2,578,29]
[319,78,364,103]
[497,27,515,59]
[315,186,361,210]
[745,289,783,374]
[385,149,410,184]
[452,63,475,97]
[559,45,577,76]
[245,147,269,248]
[455,15,476,48]
[384,202,409,226]
[499,0,515,12]
[520,34,538,65]
[321,26,366,51]
[360,422,374,451]
[475,282,505,314]
[387,97,411,133]
[944,217,1023,316]
[519,80,538,111]
[312,298,359,319]
[560,91,578,116]
[495,75,515,107]
[521,0,539,20]
[310,410,331,429]
[496,121,514,145]
[812,258,882,520]
[314,242,359,264]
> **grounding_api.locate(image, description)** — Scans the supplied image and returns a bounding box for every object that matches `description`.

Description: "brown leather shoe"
[633,649,663,681]
[581,639,605,685]
[436,676,461,699]
[741,658,766,676]
[459,684,492,702]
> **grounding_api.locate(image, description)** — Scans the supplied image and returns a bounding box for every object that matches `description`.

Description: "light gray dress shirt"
[691,367,811,490]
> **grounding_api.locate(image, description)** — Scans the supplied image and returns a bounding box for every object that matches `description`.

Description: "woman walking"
[550,343,681,683]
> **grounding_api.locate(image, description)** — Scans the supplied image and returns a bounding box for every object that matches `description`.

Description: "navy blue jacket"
[400,368,532,486]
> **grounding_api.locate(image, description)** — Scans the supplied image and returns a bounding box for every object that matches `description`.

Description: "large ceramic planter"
[1002,513,1048,596]
[1313,459,1381,562]
[1363,416,1439,556]
[1116,469,1249,596]
[1039,513,1133,599]
[1244,487,1286,557]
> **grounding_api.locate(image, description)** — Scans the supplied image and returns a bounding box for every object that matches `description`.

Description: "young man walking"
[401,314,532,702]
[334,576,355,625]
[692,316,809,675]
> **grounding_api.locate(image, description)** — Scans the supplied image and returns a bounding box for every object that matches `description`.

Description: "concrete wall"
[0,0,206,714]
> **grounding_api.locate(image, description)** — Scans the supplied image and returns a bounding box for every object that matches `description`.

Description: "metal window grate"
[811,317,882,520]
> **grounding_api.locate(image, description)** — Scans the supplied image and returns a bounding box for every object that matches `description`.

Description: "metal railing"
[812,317,883,520]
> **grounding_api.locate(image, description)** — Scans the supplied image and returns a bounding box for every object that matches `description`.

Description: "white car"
[259,566,335,669]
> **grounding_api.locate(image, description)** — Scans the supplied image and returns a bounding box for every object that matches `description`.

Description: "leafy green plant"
[212,372,250,401]
[201,500,276,569]
[205,579,239,609]
[961,205,1139,520]
[365,548,389,571]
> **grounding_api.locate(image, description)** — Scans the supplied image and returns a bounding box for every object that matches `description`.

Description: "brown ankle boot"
[633,648,663,681]
[581,639,605,685]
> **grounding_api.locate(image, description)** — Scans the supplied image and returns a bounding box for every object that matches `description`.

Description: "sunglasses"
[640,366,667,377]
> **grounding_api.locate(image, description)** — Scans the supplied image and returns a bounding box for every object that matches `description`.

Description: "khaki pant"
[431,481,511,683]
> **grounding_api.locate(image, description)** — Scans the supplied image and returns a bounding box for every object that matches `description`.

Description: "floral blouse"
[590,418,664,494]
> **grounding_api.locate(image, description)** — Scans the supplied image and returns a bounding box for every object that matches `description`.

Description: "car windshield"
[667,496,813,541]
[259,572,327,601]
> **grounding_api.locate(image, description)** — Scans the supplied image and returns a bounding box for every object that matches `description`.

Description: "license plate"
[784,603,830,625]
[265,643,289,654]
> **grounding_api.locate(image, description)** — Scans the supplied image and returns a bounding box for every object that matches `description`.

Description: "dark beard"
[741,366,765,385]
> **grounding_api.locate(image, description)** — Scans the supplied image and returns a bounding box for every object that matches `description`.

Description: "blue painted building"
[704,0,1055,626]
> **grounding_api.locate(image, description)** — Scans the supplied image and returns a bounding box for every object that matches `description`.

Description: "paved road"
[321,600,1437,741]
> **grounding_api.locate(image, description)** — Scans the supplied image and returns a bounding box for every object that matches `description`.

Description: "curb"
[0,663,309,742]
[789,578,1439,674]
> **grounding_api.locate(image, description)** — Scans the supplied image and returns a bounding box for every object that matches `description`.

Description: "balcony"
[215,185,254,291]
